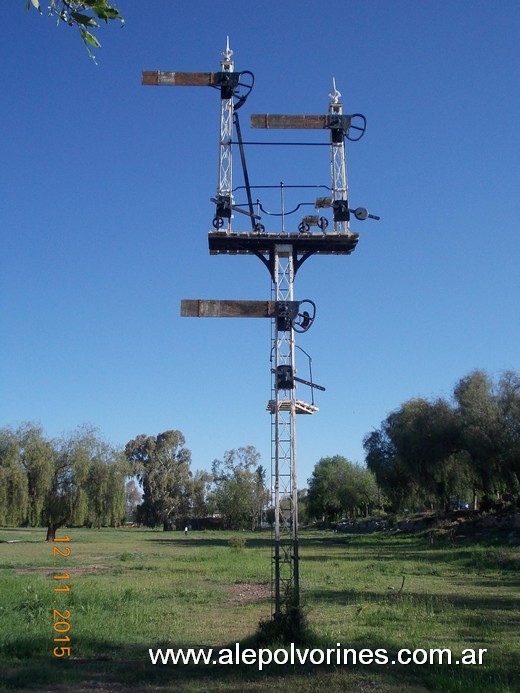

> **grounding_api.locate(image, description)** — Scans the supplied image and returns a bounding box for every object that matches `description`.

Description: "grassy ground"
[0,523,518,692]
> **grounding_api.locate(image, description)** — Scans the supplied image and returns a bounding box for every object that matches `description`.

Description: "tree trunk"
[46,523,58,541]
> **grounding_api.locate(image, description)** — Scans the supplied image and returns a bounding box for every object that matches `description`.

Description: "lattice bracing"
[271,247,300,622]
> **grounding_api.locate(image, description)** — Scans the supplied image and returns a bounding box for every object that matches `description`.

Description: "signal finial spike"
[329,77,341,104]
[222,36,233,63]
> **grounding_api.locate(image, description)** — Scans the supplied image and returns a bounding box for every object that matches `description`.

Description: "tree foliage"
[125,430,192,531]
[307,455,378,522]
[211,447,268,529]
[0,428,29,526]
[16,423,55,526]
[0,423,125,538]
[43,425,126,539]
[83,433,127,528]
[364,370,520,511]
[26,0,124,61]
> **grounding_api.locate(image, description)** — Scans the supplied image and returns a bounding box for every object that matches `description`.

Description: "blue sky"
[2,1,519,487]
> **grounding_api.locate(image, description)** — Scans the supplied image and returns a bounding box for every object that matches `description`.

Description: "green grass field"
[0,524,518,692]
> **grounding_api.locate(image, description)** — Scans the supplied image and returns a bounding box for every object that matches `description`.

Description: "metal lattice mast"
[271,245,299,622]
[217,38,234,232]
[144,47,377,636]
[329,79,350,234]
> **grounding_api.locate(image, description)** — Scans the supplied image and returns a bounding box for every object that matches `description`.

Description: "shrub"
[228,535,247,551]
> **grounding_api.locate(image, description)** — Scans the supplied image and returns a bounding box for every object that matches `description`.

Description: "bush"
[228,535,247,551]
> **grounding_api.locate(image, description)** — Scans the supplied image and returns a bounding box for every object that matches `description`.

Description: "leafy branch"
[26,0,124,62]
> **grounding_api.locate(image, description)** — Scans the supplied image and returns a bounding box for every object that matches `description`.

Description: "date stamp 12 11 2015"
[52,533,72,658]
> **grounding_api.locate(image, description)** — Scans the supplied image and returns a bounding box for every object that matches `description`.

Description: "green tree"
[496,370,520,497]
[364,398,468,511]
[337,464,379,518]
[16,423,56,526]
[307,455,346,521]
[26,0,124,61]
[390,398,464,509]
[124,430,192,531]
[103,458,127,526]
[43,426,97,540]
[454,369,520,502]
[364,370,520,511]
[0,423,126,536]
[40,425,121,539]
[84,440,127,529]
[211,447,267,530]
[307,455,378,521]
[0,428,29,526]
[364,426,421,512]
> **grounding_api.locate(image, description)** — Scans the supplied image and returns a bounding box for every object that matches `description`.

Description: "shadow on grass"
[306,584,519,610]
[1,631,518,693]
[146,536,274,549]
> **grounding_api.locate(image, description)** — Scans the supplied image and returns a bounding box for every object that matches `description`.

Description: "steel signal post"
[143,43,378,633]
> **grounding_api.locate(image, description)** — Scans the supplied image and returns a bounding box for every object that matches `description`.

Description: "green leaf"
[28,0,41,11]
[94,7,121,22]
[80,27,101,49]
[71,11,99,27]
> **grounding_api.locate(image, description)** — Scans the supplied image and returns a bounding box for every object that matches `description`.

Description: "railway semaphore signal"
[142,40,379,633]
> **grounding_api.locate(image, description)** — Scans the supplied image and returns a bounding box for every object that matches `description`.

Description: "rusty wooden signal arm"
[180,299,305,320]
[181,299,278,318]
[142,71,230,87]
[141,70,250,102]
[142,71,213,86]
[250,113,367,141]
[251,114,351,129]
[181,299,315,333]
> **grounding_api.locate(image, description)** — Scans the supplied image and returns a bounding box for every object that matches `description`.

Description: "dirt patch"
[226,582,271,605]
[15,564,108,575]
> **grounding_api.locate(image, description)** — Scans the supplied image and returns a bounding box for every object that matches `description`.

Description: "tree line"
[124,432,268,532]
[2,370,518,537]
[364,369,519,513]
[0,424,269,539]
[305,369,519,521]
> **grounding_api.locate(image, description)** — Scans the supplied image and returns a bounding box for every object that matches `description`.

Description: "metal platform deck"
[266,399,319,415]
[208,230,359,256]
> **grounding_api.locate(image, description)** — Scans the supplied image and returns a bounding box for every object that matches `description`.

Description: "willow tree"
[16,423,56,526]
[0,428,29,526]
[42,425,123,540]
[85,448,127,528]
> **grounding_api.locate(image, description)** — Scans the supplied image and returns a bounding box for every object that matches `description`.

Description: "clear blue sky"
[2,1,519,487]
